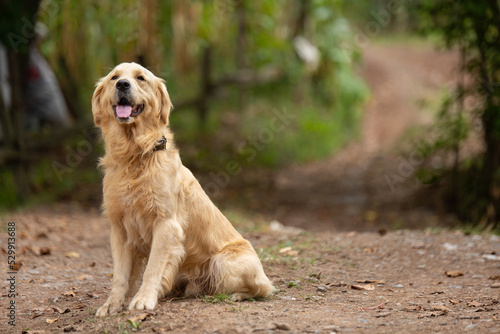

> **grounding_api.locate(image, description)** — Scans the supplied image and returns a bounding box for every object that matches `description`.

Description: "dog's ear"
[157,78,173,125]
[92,78,105,126]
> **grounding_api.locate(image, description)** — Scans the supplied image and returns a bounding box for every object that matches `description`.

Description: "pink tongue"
[116,105,132,118]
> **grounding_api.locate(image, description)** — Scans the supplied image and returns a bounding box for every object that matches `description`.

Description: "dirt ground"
[2,43,500,334]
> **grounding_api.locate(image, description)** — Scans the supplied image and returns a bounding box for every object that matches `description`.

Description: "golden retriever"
[92,63,274,317]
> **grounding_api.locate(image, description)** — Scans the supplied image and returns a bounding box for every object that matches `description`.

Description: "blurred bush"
[413,0,500,230]
[0,0,368,208]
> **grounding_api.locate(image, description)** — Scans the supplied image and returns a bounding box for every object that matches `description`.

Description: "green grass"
[201,292,234,304]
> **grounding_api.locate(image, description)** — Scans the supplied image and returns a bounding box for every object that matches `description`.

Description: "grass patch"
[201,292,234,304]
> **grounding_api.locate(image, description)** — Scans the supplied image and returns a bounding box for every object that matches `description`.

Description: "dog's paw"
[96,298,124,317]
[128,291,158,311]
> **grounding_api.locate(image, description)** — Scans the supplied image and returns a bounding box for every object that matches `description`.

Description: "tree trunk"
[0,0,42,202]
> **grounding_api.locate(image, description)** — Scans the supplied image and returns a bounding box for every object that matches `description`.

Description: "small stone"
[465,324,478,331]
[63,325,77,332]
[375,312,391,318]
[323,325,341,331]
[317,286,327,293]
[274,323,291,331]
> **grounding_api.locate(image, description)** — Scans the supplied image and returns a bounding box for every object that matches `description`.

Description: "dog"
[92,63,274,317]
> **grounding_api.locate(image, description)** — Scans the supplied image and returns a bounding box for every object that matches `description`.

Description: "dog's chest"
[103,163,179,244]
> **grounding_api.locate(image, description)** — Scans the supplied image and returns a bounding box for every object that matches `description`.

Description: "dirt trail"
[2,43,500,334]
[269,43,461,232]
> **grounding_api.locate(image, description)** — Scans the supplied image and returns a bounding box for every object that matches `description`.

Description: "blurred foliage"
[1,0,369,208]
[413,0,500,230]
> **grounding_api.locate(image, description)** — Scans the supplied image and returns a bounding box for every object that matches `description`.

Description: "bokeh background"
[1,0,499,233]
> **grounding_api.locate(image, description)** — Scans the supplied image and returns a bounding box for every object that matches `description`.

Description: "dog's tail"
[208,239,275,300]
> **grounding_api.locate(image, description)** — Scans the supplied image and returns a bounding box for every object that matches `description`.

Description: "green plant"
[201,292,234,304]
[413,0,500,230]
[231,305,250,312]
[287,280,301,288]
[128,319,143,330]
[119,322,129,334]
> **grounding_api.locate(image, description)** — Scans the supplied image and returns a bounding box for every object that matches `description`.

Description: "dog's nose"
[116,79,131,92]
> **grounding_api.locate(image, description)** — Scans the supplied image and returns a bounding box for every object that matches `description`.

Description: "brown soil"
[2,43,500,334]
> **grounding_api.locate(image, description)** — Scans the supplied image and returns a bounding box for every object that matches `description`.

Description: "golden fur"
[92,63,274,317]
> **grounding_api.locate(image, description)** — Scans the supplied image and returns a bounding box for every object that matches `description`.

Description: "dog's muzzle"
[113,81,144,121]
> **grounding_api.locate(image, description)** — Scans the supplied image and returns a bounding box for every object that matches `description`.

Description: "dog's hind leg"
[209,240,274,301]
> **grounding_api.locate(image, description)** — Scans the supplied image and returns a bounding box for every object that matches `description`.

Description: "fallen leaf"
[360,302,385,311]
[62,290,75,297]
[445,271,464,278]
[87,293,100,299]
[36,232,48,239]
[402,306,422,312]
[75,274,92,280]
[363,247,377,253]
[62,325,78,332]
[491,283,500,289]
[31,307,45,319]
[40,247,51,255]
[10,261,22,271]
[30,246,51,256]
[128,313,149,323]
[106,272,113,277]
[351,284,375,291]
[467,301,483,307]
[52,307,70,314]
[46,318,58,324]
[356,279,385,285]
[309,272,322,280]
[449,299,459,304]
[65,251,80,258]
[274,323,291,331]
[378,228,388,236]
[432,305,451,312]
[279,247,299,256]
[458,315,480,320]
[418,311,445,319]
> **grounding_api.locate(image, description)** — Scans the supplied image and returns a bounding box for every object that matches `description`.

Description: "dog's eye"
[137,75,145,81]
[111,75,118,80]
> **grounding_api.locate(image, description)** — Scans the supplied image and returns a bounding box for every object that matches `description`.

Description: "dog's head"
[92,63,172,128]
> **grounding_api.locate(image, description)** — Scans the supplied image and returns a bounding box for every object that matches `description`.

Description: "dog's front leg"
[96,225,133,317]
[129,219,185,311]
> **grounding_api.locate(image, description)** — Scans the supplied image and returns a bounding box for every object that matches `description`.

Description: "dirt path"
[3,208,500,333]
[267,42,461,232]
[2,43,500,334]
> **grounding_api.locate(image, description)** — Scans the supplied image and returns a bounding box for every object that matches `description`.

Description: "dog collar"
[153,136,167,152]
